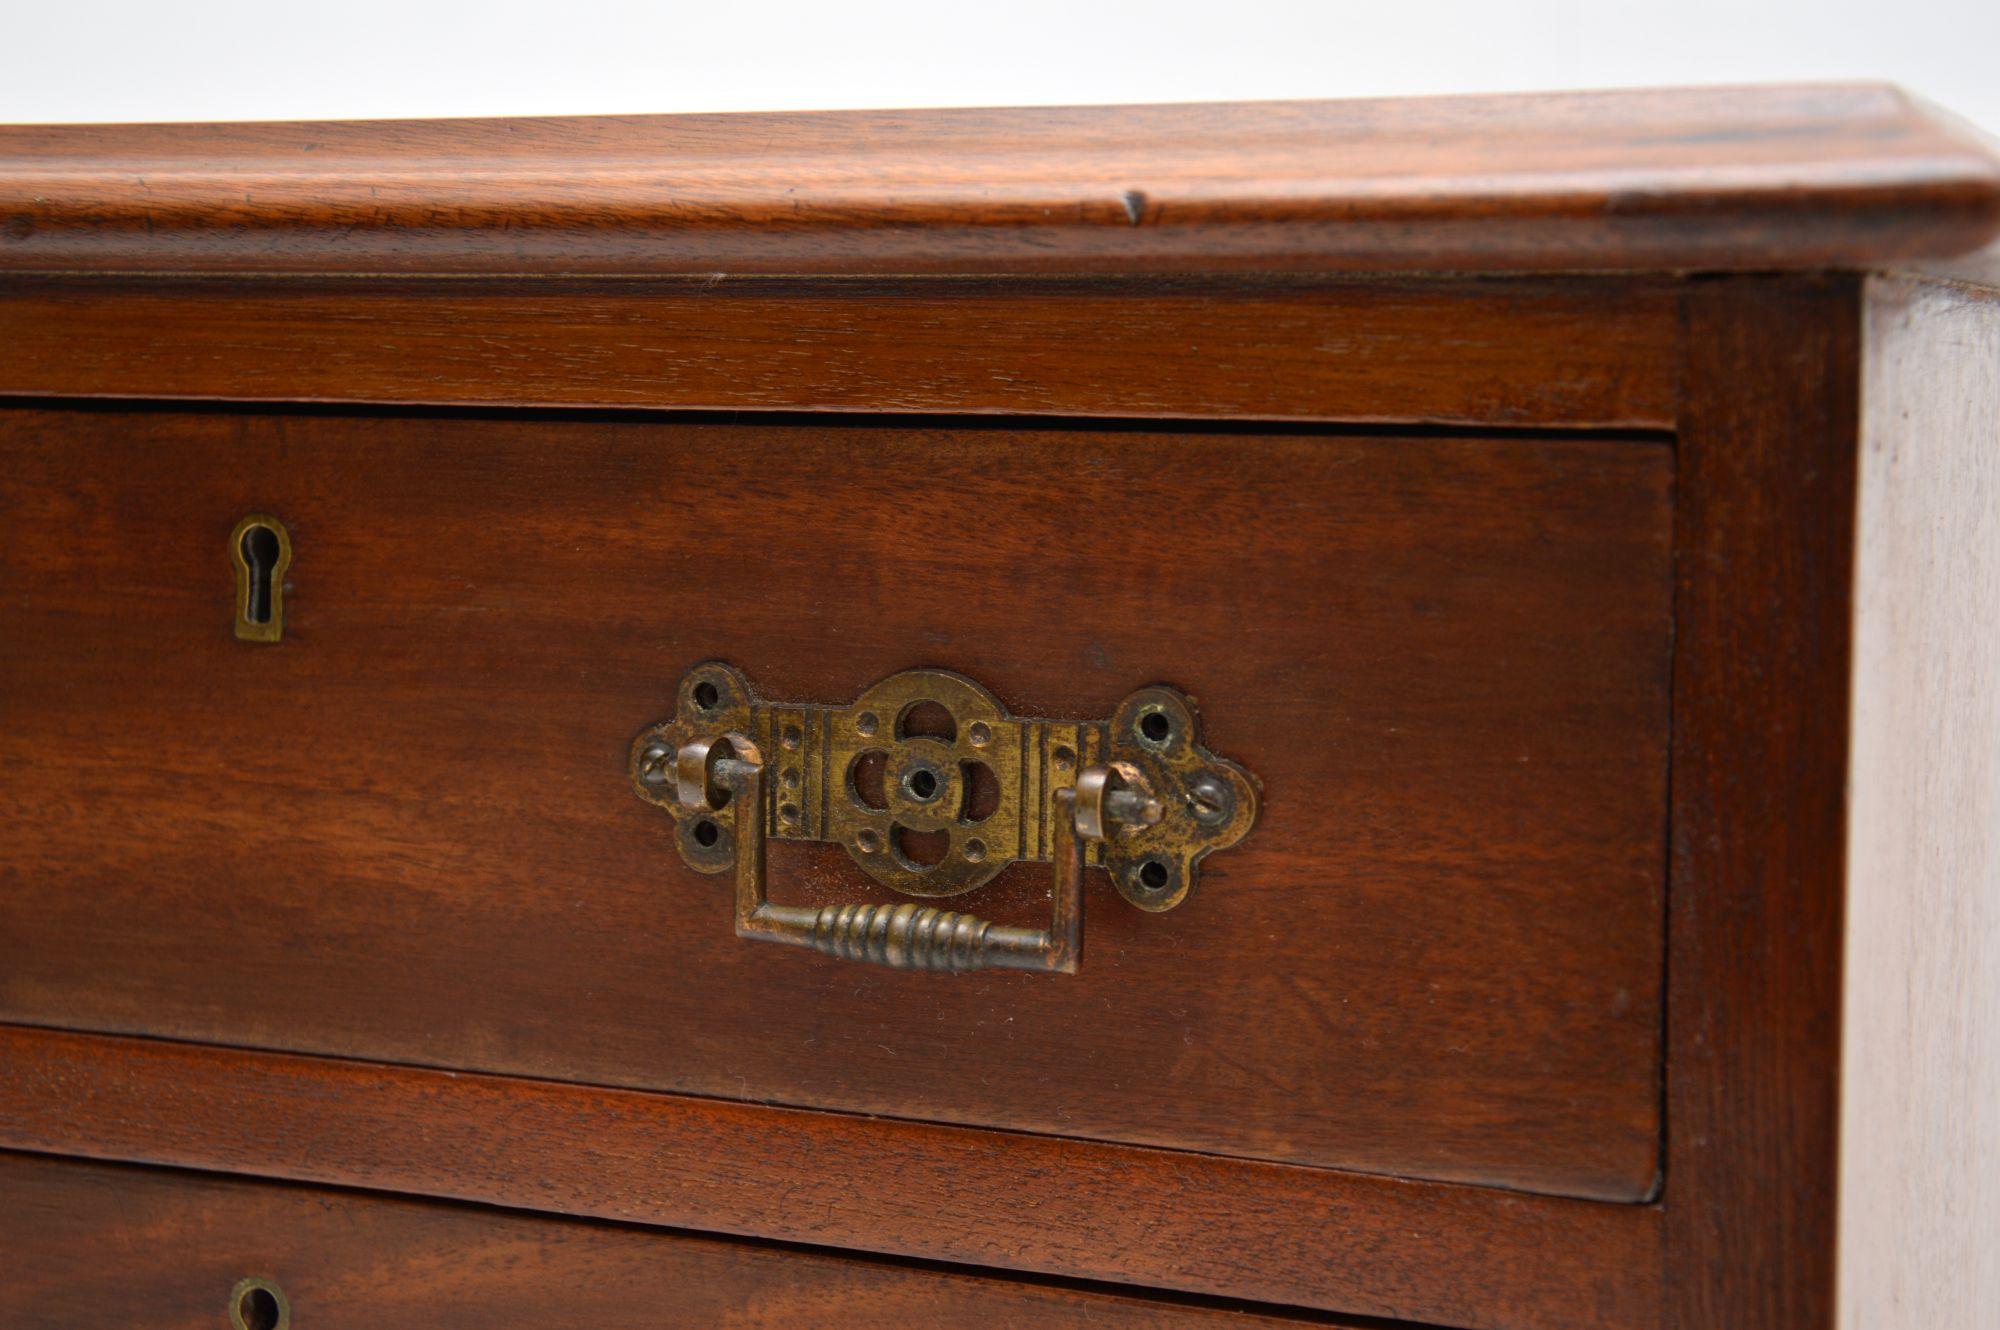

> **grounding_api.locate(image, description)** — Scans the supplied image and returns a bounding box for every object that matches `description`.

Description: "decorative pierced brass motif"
[629,664,1258,973]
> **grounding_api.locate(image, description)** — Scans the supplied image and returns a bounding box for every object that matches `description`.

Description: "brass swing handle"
[677,735,1160,974]
[632,664,1260,974]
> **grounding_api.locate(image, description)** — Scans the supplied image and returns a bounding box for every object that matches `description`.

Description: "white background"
[2,0,1997,133]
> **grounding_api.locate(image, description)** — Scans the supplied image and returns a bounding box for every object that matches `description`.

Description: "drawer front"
[0,1153,1315,1329]
[0,405,1670,1201]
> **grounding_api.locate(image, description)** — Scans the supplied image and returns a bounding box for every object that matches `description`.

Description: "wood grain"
[1838,273,2000,1328]
[1,84,1995,278]
[0,275,1681,428]
[0,407,1672,1203]
[0,1153,1361,1330]
[0,1027,1664,1330]
[1665,278,1860,1330]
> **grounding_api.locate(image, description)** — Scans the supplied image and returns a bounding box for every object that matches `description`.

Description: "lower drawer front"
[0,1153,1322,1329]
[0,406,1671,1201]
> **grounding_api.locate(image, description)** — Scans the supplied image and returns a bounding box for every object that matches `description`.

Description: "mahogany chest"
[1,84,1997,1329]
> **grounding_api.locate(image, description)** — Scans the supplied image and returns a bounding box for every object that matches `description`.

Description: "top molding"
[2,83,1998,279]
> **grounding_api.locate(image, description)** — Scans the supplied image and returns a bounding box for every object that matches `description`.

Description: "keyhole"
[231,514,292,643]
[238,1286,280,1330]
[241,525,279,625]
[227,1277,290,1330]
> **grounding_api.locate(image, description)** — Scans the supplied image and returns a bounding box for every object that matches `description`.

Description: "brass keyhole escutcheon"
[229,514,292,643]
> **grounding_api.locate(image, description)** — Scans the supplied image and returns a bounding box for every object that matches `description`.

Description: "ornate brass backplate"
[629,663,1258,914]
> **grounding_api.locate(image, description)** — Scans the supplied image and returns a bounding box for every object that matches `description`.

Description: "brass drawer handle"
[630,664,1258,974]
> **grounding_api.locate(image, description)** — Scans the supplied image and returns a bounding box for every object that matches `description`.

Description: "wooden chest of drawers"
[2,84,1996,1329]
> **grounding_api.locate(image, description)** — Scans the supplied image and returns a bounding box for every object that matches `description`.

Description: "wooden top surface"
[2,83,1998,277]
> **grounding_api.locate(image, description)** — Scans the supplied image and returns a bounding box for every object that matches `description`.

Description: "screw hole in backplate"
[1138,710,1173,744]
[693,818,720,848]
[1137,857,1170,890]
[692,680,720,711]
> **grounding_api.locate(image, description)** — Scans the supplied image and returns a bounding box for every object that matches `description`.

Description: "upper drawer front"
[0,406,1670,1202]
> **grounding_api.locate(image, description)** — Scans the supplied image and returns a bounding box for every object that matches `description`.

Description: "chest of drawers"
[1,84,1996,1329]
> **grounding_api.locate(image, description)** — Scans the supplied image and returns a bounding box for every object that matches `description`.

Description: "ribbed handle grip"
[805,902,997,971]
[750,901,1056,972]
